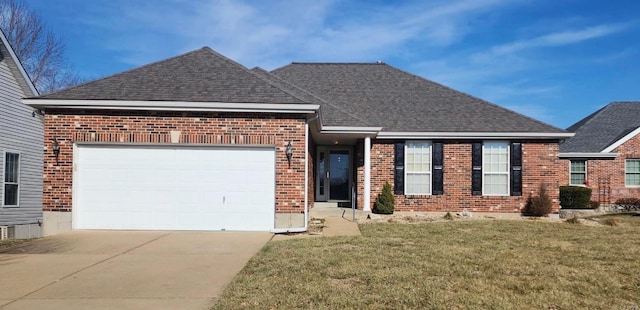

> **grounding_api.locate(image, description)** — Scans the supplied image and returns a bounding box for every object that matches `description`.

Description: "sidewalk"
[271,207,363,241]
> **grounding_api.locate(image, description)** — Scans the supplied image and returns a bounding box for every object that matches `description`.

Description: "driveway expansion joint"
[1,232,172,308]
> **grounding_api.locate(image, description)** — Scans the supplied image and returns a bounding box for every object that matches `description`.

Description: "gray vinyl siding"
[0,51,43,227]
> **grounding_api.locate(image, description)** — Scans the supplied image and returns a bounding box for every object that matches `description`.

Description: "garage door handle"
[223,196,225,204]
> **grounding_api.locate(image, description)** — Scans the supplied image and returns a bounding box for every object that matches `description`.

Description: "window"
[3,152,20,206]
[626,159,640,187]
[405,141,431,195]
[570,160,587,186]
[483,142,509,195]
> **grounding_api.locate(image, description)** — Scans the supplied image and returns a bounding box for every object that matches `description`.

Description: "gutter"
[376,131,574,139]
[23,99,320,114]
[559,152,619,159]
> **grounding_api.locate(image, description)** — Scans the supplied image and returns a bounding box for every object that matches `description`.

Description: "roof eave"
[601,126,640,153]
[376,132,574,139]
[559,152,619,159]
[321,126,383,134]
[23,99,319,114]
[0,29,38,96]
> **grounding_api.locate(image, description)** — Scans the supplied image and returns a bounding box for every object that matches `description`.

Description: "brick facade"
[357,139,562,213]
[43,110,307,214]
[561,133,640,204]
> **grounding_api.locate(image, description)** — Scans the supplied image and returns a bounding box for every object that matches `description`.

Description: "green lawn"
[213,215,640,309]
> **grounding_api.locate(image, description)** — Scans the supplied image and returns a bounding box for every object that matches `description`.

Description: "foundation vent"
[0,226,8,240]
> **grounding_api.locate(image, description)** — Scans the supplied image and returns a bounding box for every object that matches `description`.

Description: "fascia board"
[376,132,574,139]
[559,152,619,159]
[23,99,319,113]
[601,127,640,153]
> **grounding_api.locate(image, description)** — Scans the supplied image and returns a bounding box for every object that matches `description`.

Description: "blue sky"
[29,0,640,129]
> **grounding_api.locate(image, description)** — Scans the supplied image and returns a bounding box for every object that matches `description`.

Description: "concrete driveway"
[0,231,272,309]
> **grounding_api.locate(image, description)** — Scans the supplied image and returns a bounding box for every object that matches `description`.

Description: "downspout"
[272,113,318,234]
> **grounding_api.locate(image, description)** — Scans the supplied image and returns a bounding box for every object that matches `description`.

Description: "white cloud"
[482,24,629,58]
[71,0,513,69]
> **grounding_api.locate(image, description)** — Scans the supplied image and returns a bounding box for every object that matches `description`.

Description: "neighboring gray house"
[0,29,42,239]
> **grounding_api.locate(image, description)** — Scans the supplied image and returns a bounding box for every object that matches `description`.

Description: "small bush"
[588,201,600,209]
[373,182,395,214]
[523,184,553,217]
[565,217,580,224]
[600,218,618,226]
[614,197,640,211]
[443,212,453,221]
[559,186,592,209]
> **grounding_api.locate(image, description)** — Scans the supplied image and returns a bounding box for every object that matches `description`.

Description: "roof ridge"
[566,104,609,132]
[243,66,315,104]
[289,62,385,65]
[257,67,372,126]
[36,47,212,98]
[384,64,566,132]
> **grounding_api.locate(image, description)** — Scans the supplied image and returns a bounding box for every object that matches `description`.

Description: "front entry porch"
[315,146,353,206]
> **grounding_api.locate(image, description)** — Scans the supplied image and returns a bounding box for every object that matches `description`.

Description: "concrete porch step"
[313,202,338,209]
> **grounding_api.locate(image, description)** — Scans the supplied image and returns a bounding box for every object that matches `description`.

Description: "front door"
[316,147,351,202]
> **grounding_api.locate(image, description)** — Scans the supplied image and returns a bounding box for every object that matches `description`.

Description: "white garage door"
[73,145,275,231]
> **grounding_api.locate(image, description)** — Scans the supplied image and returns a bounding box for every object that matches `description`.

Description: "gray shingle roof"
[272,63,565,133]
[561,102,640,153]
[250,67,370,127]
[36,47,308,104]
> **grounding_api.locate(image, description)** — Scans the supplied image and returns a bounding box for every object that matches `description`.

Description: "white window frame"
[482,141,510,196]
[404,141,432,195]
[569,160,587,186]
[625,159,640,187]
[3,151,21,207]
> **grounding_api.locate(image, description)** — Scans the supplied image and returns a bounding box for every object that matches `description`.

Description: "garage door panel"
[74,145,275,231]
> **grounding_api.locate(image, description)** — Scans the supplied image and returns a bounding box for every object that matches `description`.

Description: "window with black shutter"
[471,142,483,195]
[394,142,405,195]
[432,141,444,195]
[510,142,522,196]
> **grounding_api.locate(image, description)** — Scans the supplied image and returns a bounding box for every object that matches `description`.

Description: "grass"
[213,214,640,309]
[0,238,28,250]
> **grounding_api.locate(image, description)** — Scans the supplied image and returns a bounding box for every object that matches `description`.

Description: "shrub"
[565,217,580,224]
[373,182,395,214]
[614,197,640,211]
[588,201,600,209]
[523,184,553,217]
[559,186,592,209]
[600,218,618,226]
[443,212,453,221]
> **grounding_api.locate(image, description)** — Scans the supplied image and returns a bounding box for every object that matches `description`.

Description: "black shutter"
[472,142,483,195]
[510,142,522,196]
[394,142,405,195]
[432,141,444,195]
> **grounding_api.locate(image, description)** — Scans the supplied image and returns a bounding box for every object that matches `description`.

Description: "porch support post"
[364,136,372,212]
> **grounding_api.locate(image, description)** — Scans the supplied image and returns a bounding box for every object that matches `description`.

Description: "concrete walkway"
[0,231,271,310]
[272,207,363,241]
[321,217,362,237]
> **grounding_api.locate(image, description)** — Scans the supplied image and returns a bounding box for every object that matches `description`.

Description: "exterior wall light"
[286,141,293,167]
[52,138,60,164]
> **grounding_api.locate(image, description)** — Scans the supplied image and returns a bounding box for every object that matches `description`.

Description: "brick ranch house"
[24,47,572,235]
[560,102,640,204]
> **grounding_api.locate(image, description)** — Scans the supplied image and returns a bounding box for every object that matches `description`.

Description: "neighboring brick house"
[0,30,42,239]
[560,102,640,204]
[24,47,571,235]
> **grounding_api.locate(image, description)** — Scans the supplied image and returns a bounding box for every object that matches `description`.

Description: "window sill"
[405,194,433,198]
